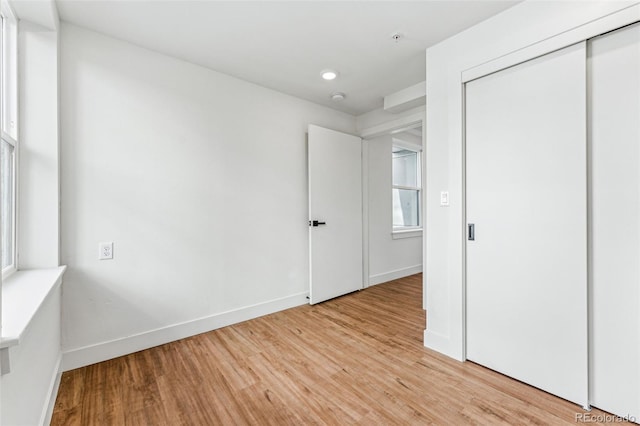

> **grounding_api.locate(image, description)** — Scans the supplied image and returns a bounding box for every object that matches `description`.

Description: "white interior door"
[589,23,640,419]
[308,125,362,304]
[465,43,588,407]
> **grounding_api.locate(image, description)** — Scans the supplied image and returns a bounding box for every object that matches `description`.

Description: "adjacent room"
[1,1,639,425]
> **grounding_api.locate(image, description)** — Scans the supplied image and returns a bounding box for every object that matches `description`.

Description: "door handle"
[468,223,475,241]
[309,220,327,227]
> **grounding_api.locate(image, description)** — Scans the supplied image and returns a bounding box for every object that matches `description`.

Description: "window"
[1,6,17,277]
[392,146,421,229]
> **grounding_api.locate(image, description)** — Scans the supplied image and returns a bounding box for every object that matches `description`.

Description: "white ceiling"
[56,1,517,116]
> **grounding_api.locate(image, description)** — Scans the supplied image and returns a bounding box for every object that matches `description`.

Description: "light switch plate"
[99,242,113,260]
[440,191,450,206]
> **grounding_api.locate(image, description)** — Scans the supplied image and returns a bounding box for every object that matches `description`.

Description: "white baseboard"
[369,264,422,286]
[63,292,308,372]
[424,329,465,362]
[40,353,63,426]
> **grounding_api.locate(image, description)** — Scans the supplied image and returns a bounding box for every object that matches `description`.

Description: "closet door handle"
[468,224,475,241]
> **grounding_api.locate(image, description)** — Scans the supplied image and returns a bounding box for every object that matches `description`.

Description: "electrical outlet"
[99,242,113,260]
[440,191,450,206]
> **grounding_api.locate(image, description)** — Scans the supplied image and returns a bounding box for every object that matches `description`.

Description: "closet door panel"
[589,23,640,419]
[466,42,588,407]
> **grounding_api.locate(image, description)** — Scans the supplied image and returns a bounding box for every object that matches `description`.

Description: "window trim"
[392,228,423,240]
[1,2,18,280]
[2,134,17,279]
[392,144,422,233]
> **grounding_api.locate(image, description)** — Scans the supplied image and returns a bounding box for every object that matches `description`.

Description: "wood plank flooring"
[52,274,625,425]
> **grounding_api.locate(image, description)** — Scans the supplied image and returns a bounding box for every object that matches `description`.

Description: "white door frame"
[359,112,426,306]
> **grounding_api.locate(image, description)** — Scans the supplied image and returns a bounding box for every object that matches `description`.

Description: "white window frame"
[1,0,18,280]
[392,140,422,236]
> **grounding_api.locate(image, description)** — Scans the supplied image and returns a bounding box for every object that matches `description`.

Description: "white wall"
[366,133,422,285]
[60,24,356,369]
[424,0,638,360]
[18,21,59,269]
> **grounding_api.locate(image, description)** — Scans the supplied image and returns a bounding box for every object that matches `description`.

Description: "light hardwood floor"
[52,274,624,425]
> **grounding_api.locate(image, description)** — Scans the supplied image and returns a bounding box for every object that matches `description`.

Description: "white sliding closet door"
[589,23,640,419]
[466,43,588,407]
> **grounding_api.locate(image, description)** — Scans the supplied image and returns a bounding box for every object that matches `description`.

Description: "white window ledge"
[392,228,423,239]
[1,265,66,375]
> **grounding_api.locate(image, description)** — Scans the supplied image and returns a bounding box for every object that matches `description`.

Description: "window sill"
[2,265,16,281]
[1,265,67,375]
[392,228,423,239]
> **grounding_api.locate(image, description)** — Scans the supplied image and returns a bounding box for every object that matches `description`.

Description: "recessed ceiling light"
[321,70,338,81]
[330,92,346,101]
